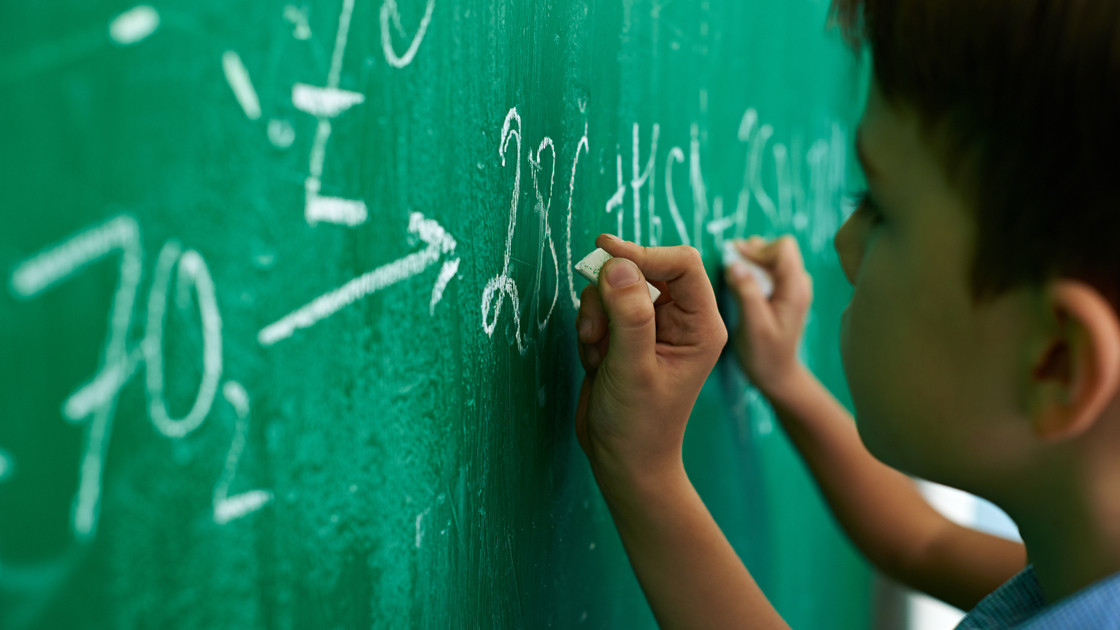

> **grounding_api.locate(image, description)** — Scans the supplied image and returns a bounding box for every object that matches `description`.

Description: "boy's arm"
[593,454,789,630]
[726,236,1026,613]
[766,365,1026,612]
[575,235,789,629]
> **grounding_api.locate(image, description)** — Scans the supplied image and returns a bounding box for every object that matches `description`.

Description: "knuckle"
[609,291,655,327]
[683,245,703,267]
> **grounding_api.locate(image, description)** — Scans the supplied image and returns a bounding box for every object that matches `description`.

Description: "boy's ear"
[1028,280,1120,442]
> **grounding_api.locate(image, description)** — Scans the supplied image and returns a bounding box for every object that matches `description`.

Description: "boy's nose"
[834,213,865,286]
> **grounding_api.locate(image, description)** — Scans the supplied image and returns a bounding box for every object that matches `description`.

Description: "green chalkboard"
[0,0,870,627]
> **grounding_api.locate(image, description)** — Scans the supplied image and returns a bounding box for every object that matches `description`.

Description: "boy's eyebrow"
[855,128,878,181]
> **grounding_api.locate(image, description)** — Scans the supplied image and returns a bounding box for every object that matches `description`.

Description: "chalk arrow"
[258,212,459,346]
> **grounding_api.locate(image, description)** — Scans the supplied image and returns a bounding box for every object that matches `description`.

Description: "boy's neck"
[1009,438,1120,604]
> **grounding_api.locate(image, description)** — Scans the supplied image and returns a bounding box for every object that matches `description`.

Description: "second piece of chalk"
[575,248,661,302]
[722,241,775,299]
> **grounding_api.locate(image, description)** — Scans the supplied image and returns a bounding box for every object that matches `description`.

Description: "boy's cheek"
[840,290,918,472]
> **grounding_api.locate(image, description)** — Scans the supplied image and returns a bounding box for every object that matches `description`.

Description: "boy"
[573,0,1120,627]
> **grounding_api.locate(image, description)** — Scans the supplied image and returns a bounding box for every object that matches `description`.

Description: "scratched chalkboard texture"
[0,0,869,628]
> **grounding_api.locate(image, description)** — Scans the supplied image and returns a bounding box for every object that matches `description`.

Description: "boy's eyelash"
[847,189,884,224]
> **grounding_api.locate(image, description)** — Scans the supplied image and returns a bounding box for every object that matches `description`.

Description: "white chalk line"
[381,0,436,69]
[268,119,296,148]
[664,146,689,246]
[10,215,139,298]
[213,381,273,525]
[631,123,659,246]
[260,212,456,346]
[221,51,261,120]
[8,214,143,540]
[143,244,223,440]
[480,108,527,353]
[109,5,160,46]
[566,126,589,309]
[415,507,432,548]
[605,152,625,238]
[0,448,13,481]
[328,0,356,89]
[292,83,365,118]
[429,257,460,315]
[689,123,708,259]
[283,5,312,40]
[735,108,758,240]
[307,194,369,226]
[63,347,142,422]
[750,123,777,225]
[529,137,558,331]
[297,0,367,227]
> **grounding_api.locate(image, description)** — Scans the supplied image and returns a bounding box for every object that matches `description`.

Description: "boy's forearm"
[594,459,790,630]
[763,367,1025,609]
[763,367,954,580]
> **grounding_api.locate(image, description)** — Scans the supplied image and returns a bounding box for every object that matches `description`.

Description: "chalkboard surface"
[0,0,870,627]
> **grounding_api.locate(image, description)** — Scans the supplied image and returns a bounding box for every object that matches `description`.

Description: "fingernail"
[732,261,751,280]
[586,345,602,366]
[606,259,639,288]
[577,316,593,341]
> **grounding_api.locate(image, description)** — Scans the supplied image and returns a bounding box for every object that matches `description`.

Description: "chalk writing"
[632,123,660,245]
[108,5,160,46]
[481,108,527,352]
[283,5,312,40]
[529,137,559,331]
[9,215,142,539]
[259,212,458,346]
[664,146,689,246]
[0,448,13,482]
[268,118,296,149]
[143,243,224,439]
[296,0,369,227]
[212,381,273,524]
[222,51,261,120]
[381,0,436,69]
[565,125,590,309]
[6,216,294,540]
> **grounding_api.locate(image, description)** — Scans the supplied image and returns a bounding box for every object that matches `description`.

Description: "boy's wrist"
[757,363,817,405]
[589,448,689,516]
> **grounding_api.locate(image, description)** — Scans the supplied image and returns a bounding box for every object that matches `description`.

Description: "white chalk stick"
[575,248,661,303]
[722,241,774,299]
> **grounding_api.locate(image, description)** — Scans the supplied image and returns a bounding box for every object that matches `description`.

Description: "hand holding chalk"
[723,236,814,397]
[573,235,727,483]
[575,248,662,303]
[721,241,774,299]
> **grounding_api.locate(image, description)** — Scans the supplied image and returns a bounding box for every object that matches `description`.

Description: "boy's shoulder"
[957,565,1120,630]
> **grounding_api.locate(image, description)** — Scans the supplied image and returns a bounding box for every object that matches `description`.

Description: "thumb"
[598,257,657,373]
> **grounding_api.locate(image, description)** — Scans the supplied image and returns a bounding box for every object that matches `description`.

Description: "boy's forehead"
[857,86,937,187]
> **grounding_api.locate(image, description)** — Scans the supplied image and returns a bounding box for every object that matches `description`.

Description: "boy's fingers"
[740,236,812,313]
[577,285,609,372]
[726,262,776,334]
[769,236,812,313]
[595,235,715,315]
[577,284,608,345]
[597,257,657,373]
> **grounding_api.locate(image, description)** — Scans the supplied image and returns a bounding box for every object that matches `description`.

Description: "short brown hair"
[832,0,1120,311]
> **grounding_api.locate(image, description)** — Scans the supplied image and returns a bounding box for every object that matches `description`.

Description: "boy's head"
[829,0,1120,509]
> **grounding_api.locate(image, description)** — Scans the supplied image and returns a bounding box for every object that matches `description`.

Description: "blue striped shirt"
[955,564,1120,629]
